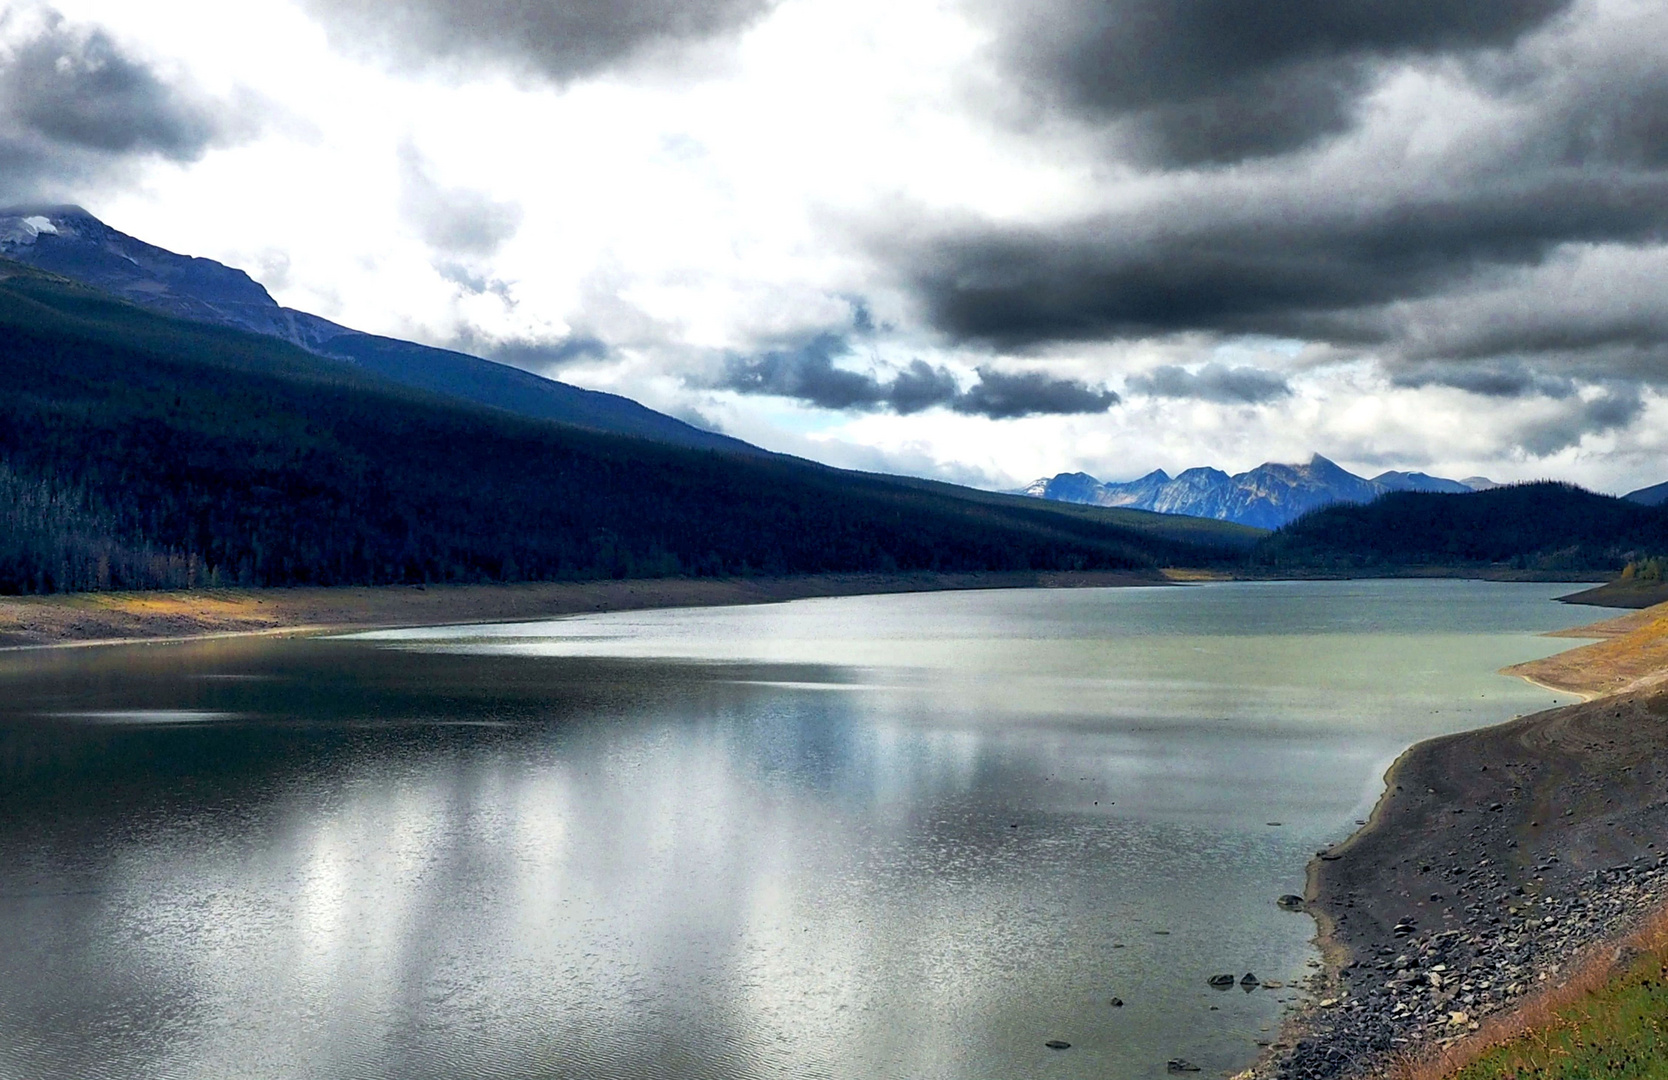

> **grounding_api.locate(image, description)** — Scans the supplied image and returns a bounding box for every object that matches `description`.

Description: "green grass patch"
[1451,954,1668,1079]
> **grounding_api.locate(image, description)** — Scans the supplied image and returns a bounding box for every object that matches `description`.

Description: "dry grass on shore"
[1502,601,1668,700]
[1386,905,1668,1080]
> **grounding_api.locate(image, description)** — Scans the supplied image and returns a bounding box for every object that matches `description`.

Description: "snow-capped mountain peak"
[1021,456,1490,529]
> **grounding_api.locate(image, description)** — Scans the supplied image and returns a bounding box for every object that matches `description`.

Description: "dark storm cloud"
[879,0,1668,432]
[303,0,776,82]
[1390,360,1578,399]
[900,167,1668,350]
[717,334,1117,418]
[0,10,236,200]
[399,144,523,257]
[957,366,1120,418]
[975,0,1571,164]
[1380,287,1668,389]
[1382,353,1644,454]
[1399,314,1668,369]
[722,334,898,411]
[1514,384,1644,456]
[1501,11,1668,172]
[887,359,966,413]
[2,16,215,155]
[1126,362,1291,404]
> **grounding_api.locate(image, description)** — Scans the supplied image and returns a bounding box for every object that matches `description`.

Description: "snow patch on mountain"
[1022,455,1495,529]
[0,212,60,246]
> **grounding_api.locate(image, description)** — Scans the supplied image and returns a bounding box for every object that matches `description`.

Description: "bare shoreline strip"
[0,569,1167,651]
[1500,604,1668,701]
[1250,599,1668,1080]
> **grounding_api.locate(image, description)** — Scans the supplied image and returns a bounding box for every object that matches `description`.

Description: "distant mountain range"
[1022,455,1498,530]
[0,206,752,454]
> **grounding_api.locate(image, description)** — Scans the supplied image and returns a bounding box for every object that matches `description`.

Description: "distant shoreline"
[0,570,1167,651]
[1227,567,1613,587]
[0,570,1634,653]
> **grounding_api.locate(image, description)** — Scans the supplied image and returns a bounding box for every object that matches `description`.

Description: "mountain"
[1371,470,1478,494]
[878,474,1266,550]
[0,257,1250,594]
[1625,480,1668,507]
[1024,468,1176,510]
[0,206,754,454]
[1023,455,1489,529]
[1252,483,1668,573]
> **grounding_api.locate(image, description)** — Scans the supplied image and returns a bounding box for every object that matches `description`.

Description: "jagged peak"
[1024,452,1483,529]
[1173,465,1231,481]
[1295,454,1370,481]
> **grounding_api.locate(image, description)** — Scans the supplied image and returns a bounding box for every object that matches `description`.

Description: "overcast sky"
[3,0,1666,492]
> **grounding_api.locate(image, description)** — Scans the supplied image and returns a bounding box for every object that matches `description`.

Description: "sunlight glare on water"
[0,580,1603,1079]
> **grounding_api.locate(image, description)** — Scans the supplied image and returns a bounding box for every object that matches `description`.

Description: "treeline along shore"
[1252,601,1668,1080]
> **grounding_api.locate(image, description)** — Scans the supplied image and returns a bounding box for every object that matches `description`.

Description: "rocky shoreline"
[1255,686,1668,1079]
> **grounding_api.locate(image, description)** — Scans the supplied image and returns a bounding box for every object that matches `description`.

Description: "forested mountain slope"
[0,206,754,454]
[0,261,1244,594]
[1252,483,1668,572]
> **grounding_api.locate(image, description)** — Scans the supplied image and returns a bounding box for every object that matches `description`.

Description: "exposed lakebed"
[0,581,1602,1079]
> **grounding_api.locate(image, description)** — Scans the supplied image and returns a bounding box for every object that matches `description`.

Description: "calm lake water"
[0,580,1601,1080]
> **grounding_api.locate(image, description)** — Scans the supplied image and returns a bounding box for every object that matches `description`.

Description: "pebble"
[1256,848,1668,1080]
[1238,694,1668,1080]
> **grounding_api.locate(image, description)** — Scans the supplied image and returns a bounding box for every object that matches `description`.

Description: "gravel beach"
[1255,685,1668,1079]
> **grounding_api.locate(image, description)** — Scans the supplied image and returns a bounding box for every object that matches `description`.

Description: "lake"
[0,580,1601,1079]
